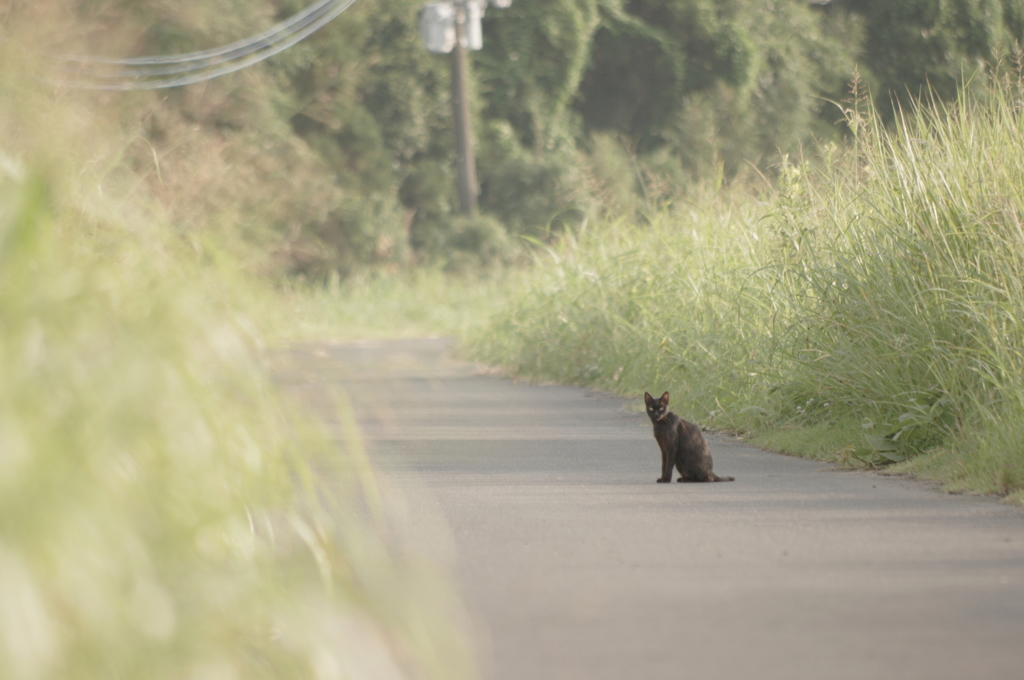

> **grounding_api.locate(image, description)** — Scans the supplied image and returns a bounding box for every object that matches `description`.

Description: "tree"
[574,0,862,177]
[837,0,1024,114]
[35,0,1024,276]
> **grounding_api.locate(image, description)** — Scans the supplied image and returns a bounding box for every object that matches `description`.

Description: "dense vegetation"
[17,0,1024,276]
[468,74,1024,503]
[0,16,478,680]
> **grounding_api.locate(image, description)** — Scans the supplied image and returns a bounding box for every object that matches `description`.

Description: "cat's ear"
[660,392,670,405]
[644,392,653,404]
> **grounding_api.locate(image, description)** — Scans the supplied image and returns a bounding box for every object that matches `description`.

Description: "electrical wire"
[59,0,340,68]
[54,0,359,90]
[61,0,340,67]
[58,0,342,81]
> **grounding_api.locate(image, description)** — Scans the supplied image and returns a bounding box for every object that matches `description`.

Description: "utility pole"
[420,0,512,216]
[450,3,478,215]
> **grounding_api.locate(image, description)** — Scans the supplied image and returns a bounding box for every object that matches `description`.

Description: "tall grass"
[468,76,1024,503]
[1,34,476,680]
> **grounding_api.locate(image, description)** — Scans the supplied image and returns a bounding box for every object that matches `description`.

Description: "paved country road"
[272,338,1024,680]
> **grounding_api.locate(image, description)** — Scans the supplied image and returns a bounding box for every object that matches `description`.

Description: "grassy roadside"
[464,77,1024,506]
[264,268,519,344]
[0,42,478,680]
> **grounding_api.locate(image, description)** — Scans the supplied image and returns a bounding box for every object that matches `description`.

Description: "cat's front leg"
[658,446,673,482]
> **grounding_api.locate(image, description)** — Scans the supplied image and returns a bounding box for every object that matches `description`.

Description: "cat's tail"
[712,474,735,482]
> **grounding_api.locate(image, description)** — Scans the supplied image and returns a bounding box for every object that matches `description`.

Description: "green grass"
[466,75,1024,504]
[749,419,867,463]
[265,268,520,343]
[0,43,477,680]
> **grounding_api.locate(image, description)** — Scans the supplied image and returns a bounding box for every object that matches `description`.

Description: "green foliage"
[478,147,593,235]
[853,399,956,465]
[477,0,601,148]
[445,212,516,268]
[29,0,1024,278]
[0,166,477,680]
[468,73,1024,502]
[18,0,867,276]
[576,0,863,175]
[577,0,747,145]
[845,0,1024,113]
[0,38,478,680]
[271,266,522,341]
[28,0,1024,281]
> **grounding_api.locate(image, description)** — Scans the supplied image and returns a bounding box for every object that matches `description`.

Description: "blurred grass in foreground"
[467,74,1024,505]
[0,39,477,680]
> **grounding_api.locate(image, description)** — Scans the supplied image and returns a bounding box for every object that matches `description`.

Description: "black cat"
[644,391,734,483]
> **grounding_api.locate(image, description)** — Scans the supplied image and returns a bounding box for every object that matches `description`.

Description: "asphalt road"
[273,338,1024,680]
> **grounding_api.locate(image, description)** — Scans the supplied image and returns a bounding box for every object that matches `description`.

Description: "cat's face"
[644,391,670,422]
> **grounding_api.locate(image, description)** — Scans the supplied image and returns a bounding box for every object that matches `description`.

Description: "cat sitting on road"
[644,391,734,483]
